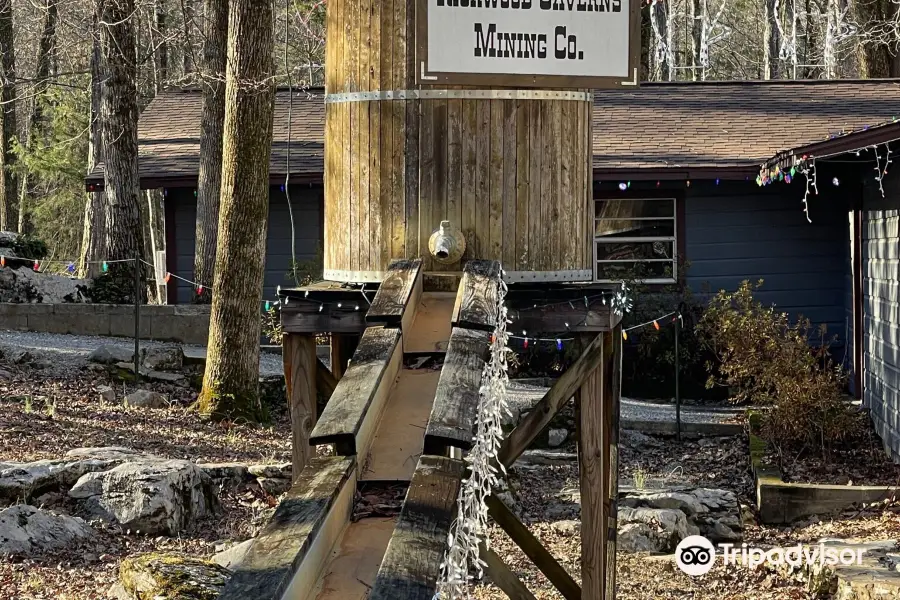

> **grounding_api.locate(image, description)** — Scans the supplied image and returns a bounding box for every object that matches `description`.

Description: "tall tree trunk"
[690,0,703,80]
[0,0,16,231]
[100,0,144,292]
[198,0,274,420]
[17,0,57,234]
[154,0,168,92]
[854,0,897,77]
[80,7,106,278]
[182,0,196,76]
[193,0,228,304]
[765,0,781,79]
[652,0,671,81]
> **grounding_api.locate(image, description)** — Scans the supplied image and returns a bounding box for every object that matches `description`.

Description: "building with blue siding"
[86,79,900,458]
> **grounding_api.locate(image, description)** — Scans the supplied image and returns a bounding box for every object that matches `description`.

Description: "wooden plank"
[424,327,490,454]
[348,0,359,271]
[479,542,539,600]
[550,100,562,271]
[330,335,347,380]
[502,100,517,267]
[560,100,574,270]
[283,334,317,481]
[220,456,356,600]
[310,326,402,457]
[461,100,477,259]
[281,302,367,334]
[489,99,504,260]
[498,332,606,468]
[539,101,552,271]
[515,99,530,272]
[451,259,501,331]
[604,327,622,600]
[528,101,542,273]
[448,97,462,253]
[314,517,397,600]
[433,98,448,271]
[369,0,381,272]
[369,455,465,600]
[366,258,423,327]
[358,0,371,270]
[475,99,491,258]
[486,495,581,600]
[420,99,435,268]
[579,363,604,600]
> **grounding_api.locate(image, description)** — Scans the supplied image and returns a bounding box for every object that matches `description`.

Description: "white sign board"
[417,0,640,87]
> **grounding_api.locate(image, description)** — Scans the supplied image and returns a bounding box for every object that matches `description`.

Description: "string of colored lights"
[505,308,680,350]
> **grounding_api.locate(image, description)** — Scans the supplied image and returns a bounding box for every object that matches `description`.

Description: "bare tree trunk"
[652,0,671,81]
[193,0,228,304]
[854,0,896,77]
[0,0,16,231]
[765,0,781,79]
[182,0,196,76]
[690,0,703,80]
[17,0,58,234]
[198,0,274,420]
[101,0,144,292]
[79,7,106,279]
[154,0,168,92]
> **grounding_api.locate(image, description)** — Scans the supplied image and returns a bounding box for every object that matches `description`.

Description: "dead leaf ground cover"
[0,365,291,599]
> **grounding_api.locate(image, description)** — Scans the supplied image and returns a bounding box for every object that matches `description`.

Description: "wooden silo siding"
[323,0,591,279]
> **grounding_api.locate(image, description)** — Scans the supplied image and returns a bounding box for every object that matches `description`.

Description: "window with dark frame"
[594,197,677,284]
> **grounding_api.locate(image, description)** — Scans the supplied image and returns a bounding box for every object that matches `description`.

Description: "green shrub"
[697,280,864,457]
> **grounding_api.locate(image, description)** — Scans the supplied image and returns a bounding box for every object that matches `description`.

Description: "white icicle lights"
[435,268,511,600]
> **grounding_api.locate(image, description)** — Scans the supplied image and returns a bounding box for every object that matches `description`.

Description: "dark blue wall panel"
[684,182,850,351]
[169,185,322,305]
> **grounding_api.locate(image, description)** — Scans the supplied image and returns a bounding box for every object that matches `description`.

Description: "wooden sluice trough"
[219,259,623,600]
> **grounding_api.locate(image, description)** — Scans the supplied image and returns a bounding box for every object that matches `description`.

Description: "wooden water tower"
[322,0,641,284]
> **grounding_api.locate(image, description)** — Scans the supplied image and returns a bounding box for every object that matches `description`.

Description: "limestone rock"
[247,463,292,479]
[257,477,291,497]
[124,389,167,409]
[620,429,663,450]
[212,539,254,570]
[548,428,568,448]
[88,345,133,365]
[119,552,230,600]
[550,520,580,536]
[142,346,184,371]
[5,348,32,365]
[0,265,90,303]
[97,385,116,404]
[0,505,93,555]
[619,487,742,544]
[69,458,218,535]
[617,507,689,553]
[198,463,250,489]
[0,448,140,502]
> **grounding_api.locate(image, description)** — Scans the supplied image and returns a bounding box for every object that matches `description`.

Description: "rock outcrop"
[0,505,93,555]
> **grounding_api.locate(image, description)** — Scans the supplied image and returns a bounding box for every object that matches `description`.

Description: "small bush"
[697,280,864,457]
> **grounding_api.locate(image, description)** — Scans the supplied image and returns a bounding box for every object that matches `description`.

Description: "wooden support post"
[486,495,581,600]
[330,333,359,380]
[283,333,318,482]
[578,328,622,600]
[605,326,622,600]
[479,542,538,600]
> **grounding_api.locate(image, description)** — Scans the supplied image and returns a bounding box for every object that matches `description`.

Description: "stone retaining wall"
[0,303,211,344]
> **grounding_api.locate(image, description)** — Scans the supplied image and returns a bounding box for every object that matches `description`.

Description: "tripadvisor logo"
[675,535,866,577]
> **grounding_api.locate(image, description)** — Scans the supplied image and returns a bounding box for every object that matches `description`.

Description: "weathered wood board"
[424,327,491,455]
[451,260,501,331]
[313,517,397,600]
[310,326,402,456]
[281,301,367,334]
[369,455,465,600]
[366,259,423,330]
[360,367,440,482]
[284,334,318,479]
[220,456,356,600]
[403,292,456,353]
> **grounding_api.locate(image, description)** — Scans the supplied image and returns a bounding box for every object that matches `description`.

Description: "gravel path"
[506,380,742,426]
[0,330,285,376]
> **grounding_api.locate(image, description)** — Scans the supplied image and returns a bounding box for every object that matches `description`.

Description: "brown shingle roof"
[86,88,325,187]
[86,79,900,187]
[592,79,900,174]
